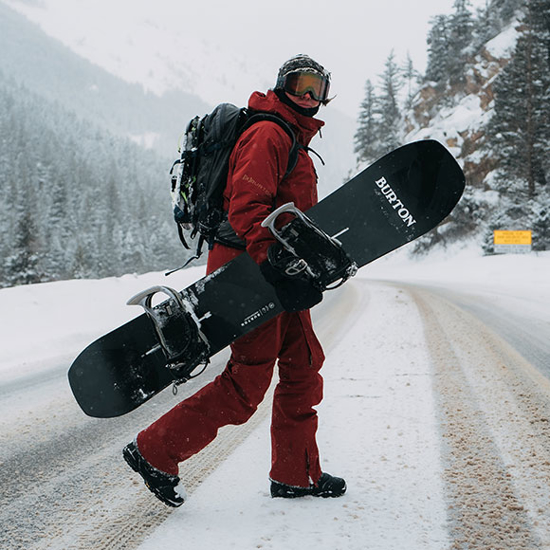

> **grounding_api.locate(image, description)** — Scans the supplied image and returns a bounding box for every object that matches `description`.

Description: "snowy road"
[0,339,255,549]
[1,262,550,549]
[405,284,550,548]
[421,284,550,379]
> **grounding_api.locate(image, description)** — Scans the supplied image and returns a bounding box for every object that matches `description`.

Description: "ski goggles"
[279,71,330,102]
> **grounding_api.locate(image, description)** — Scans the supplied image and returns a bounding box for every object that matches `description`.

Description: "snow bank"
[367,246,550,320]
[1,249,549,549]
[137,279,450,550]
[135,249,550,549]
[405,94,489,162]
[2,247,548,385]
[0,266,205,383]
[485,22,519,59]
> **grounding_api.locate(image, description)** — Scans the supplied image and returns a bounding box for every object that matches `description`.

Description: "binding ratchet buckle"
[127,286,210,384]
[261,203,357,290]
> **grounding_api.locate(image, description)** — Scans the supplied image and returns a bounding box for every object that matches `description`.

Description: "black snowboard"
[68,140,465,418]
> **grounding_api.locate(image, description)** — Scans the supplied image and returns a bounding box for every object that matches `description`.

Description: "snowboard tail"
[68,140,465,418]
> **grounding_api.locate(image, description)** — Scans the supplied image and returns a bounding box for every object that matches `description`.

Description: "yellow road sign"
[493,230,532,245]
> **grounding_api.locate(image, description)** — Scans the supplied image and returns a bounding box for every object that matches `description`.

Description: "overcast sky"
[124,0,489,75]
[5,0,489,117]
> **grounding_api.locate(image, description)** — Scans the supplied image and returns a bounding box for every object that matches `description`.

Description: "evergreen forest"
[1,0,549,288]
[0,75,183,286]
[354,0,550,252]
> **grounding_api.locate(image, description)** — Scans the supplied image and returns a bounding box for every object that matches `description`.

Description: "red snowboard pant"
[137,308,325,488]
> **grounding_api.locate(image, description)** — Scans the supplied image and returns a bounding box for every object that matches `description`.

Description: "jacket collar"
[248,90,324,146]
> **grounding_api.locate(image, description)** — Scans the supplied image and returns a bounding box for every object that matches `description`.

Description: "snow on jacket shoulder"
[222,90,324,265]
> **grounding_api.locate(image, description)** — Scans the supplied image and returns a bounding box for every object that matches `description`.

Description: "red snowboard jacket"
[206,90,324,274]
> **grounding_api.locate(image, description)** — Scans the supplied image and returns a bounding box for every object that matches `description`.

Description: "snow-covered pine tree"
[425,15,451,86]
[448,0,475,86]
[484,0,550,250]
[401,52,420,112]
[494,0,522,23]
[354,51,404,165]
[376,50,402,155]
[353,79,380,164]
[473,0,519,47]
[473,1,501,48]
[0,73,183,287]
[4,209,43,286]
[486,0,549,196]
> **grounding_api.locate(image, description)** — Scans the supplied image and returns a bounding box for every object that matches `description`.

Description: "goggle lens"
[283,72,329,102]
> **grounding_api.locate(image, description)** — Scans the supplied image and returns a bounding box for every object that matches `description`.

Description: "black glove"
[260,244,323,313]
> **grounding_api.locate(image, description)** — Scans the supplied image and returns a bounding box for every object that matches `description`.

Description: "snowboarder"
[123,54,347,507]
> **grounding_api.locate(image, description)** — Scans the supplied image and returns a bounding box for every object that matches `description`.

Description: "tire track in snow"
[411,287,550,549]
[0,356,226,550]
[59,390,276,550]
[53,285,360,549]
[0,285,359,550]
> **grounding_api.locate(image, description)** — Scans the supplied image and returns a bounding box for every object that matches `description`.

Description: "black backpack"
[170,103,300,263]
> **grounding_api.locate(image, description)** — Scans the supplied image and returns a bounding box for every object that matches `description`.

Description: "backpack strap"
[243,111,299,180]
[243,112,325,176]
[212,111,325,255]
[210,112,301,252]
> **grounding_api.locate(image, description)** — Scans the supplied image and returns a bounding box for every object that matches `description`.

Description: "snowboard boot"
[122,440,186,507]
[271,472,347,499]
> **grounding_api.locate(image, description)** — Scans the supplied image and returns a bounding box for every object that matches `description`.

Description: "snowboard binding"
[127,286,210,384]
[261,203,357,291]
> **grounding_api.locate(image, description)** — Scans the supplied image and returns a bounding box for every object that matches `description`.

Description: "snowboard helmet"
[275,54,331,105]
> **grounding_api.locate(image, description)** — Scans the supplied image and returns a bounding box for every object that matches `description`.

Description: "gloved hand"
[260,244,323,312]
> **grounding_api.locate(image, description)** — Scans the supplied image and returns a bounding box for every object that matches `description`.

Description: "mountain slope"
[0,1,210,154]
[406,21,519,187]
[401,17,524,250]
[0,1,355,196]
